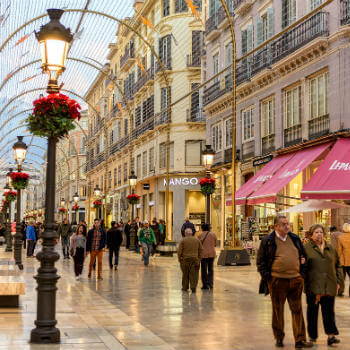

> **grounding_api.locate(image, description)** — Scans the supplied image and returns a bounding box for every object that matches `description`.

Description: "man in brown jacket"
[337,223,350,296]
[198,223,217,290]
[178,227,203,293]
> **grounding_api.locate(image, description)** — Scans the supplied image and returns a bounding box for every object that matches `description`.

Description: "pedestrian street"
[0,246,349,350]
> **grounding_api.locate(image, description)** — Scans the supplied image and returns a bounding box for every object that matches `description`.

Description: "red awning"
[301,138,350,200]
[226,153,294,206]
[247,143,331,205]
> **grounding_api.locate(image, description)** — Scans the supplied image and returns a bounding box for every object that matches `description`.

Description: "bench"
[156,243,177,257]
[0,262,25,307]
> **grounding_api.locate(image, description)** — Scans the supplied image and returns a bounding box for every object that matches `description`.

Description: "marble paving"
[0,244,349,350]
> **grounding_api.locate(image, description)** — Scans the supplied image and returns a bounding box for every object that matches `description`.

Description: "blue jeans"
[62,236,70,258]
[109,245,120,268]
[142,242,152,265]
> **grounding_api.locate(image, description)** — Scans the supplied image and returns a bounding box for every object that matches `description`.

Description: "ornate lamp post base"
[129,223,137,251]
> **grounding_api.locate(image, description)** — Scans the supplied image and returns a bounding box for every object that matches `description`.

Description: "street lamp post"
[202,145,215,225]
[30,8,72,344]
[13,136,27,270]
[4,182,12,252]
[60,197,65,221]
[128,171,137,250]
[73,192,79,224]
[94,185,101,219]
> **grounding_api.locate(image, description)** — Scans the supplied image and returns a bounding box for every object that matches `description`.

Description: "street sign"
[143,183,150,190]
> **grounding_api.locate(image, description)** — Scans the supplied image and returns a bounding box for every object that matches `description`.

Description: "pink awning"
[301,138,350,200]
[226,153,294,206]
[247,143,332,205]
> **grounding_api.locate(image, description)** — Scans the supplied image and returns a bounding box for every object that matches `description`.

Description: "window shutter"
[166,35,171,69]
[256,17,264,47]
[290,0,296,24]
[282,0,288,29]
[241,30,248,56]
[158,38,163,63]
[267,8,274,39]
[151,47,154,74]
[246,25,253,53]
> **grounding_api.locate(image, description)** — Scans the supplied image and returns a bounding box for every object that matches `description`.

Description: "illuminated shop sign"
[163,177,199,186]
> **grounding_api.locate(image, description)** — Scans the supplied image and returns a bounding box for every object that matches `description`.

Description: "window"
[225,118,232,147]
[161,87,171,123]
[124,162,128,182]
[108,171,112,189]
[261,98,275,137]
[225,43,233,70]
[114,168,117,186]
[135,106,141,127]
[185,140,204,166]
[209,0,220,17]
[256,8,274,46]
[159,35,171,69]
[118,165,122,185]
[242,107,254,142]
[175,0,187,12]
[284,85,302,128]
[159,142,174,169]
[124,118,128,137]
[143,151,147,177]
[310,0,322,11]
[149,147,155,172]
[191,31,202,66]
[211,123,222,152]
[282,0,296,29]
[136,154,142,178]
[213,53,219,83]
[163,0,170,16]
[309,71,328,119]
[190,83,200,120]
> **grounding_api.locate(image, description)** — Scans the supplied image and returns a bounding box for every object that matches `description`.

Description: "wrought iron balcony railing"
[120,46,135,69]
[134,68,154,93]
[262,134,275,155]
[308,114,330,140]
[284,124,302,147]
[340,0,350,25]
[186,54,201,67]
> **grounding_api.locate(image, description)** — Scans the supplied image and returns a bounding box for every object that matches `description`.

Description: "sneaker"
[295,340,313,348]
[327,337,340,346]
[75,276,79,281]
[114,266,118,270]
[191,288,196,293]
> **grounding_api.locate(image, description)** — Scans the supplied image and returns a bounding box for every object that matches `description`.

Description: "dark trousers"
[109,245,121,268]
[73,247,85,276]
[201,258,214,288]
[125,233,130,249]
[268,276,306,343]
[26,239,35,256]
[306,293,338,339]
[180,257,200,290]
[62,236,70,258]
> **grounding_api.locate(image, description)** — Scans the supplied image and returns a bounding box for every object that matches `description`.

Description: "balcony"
[284,124,302,147]
[186,54,201,68]
[308,114,330,140]
[120,47,135,71]
[242,140,255,160]
[134,68,154,94]
[155,59,172,73]
[217,6,233,30]
[109,135,130,156]
[262,134,275,155]
[205,14,220,41]
[341,0,350,25]
[203,73,232,106]
[186,108,205,122]
[132,118,155,140]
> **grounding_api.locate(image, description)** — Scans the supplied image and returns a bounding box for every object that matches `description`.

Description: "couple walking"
[257,216,342,348]
[178,223,217,293]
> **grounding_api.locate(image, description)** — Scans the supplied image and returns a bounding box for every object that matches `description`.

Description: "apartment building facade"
[204,0,350,244]
[85,0,206,240]
[55,111,88,223]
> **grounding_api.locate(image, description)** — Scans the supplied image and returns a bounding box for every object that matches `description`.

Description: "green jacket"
[139,227,156,245]
[57,223,72,238]
[304,240,343,296]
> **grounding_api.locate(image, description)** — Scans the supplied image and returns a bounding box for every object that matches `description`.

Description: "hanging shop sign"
[253,155,273,167]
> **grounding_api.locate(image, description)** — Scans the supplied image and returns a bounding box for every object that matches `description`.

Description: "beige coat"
[198,231,217,258]
[337,232,350,266]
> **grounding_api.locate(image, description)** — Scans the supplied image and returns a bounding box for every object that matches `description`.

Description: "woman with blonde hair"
[337,222,350,296]
[304,224,343,346]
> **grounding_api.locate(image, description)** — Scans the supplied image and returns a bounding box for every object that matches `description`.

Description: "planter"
[72,205,80,212]
[58,208,67,214]
[93,200,102,209]
[199,178,216,195]
[5,191,17,202]
[9,172,29,190]
[26,93,81,139]
[127,194,140,205]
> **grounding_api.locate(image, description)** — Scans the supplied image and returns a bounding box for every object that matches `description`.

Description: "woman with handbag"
[198,223,217,290]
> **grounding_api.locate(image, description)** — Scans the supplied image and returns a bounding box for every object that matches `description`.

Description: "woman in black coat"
[107,221,123,270]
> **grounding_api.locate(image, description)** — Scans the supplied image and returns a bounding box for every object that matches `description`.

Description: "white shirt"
[275,231,288,242]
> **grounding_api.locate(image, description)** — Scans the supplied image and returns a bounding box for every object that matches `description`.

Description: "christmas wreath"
[72,205,80,212]
[5,190,17,202]
[127,194,140,205]
[9,172,30,190]
[26,93,81,139]
[93,200,102,209]
[199,177,216,195]
[59,207,67,213]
